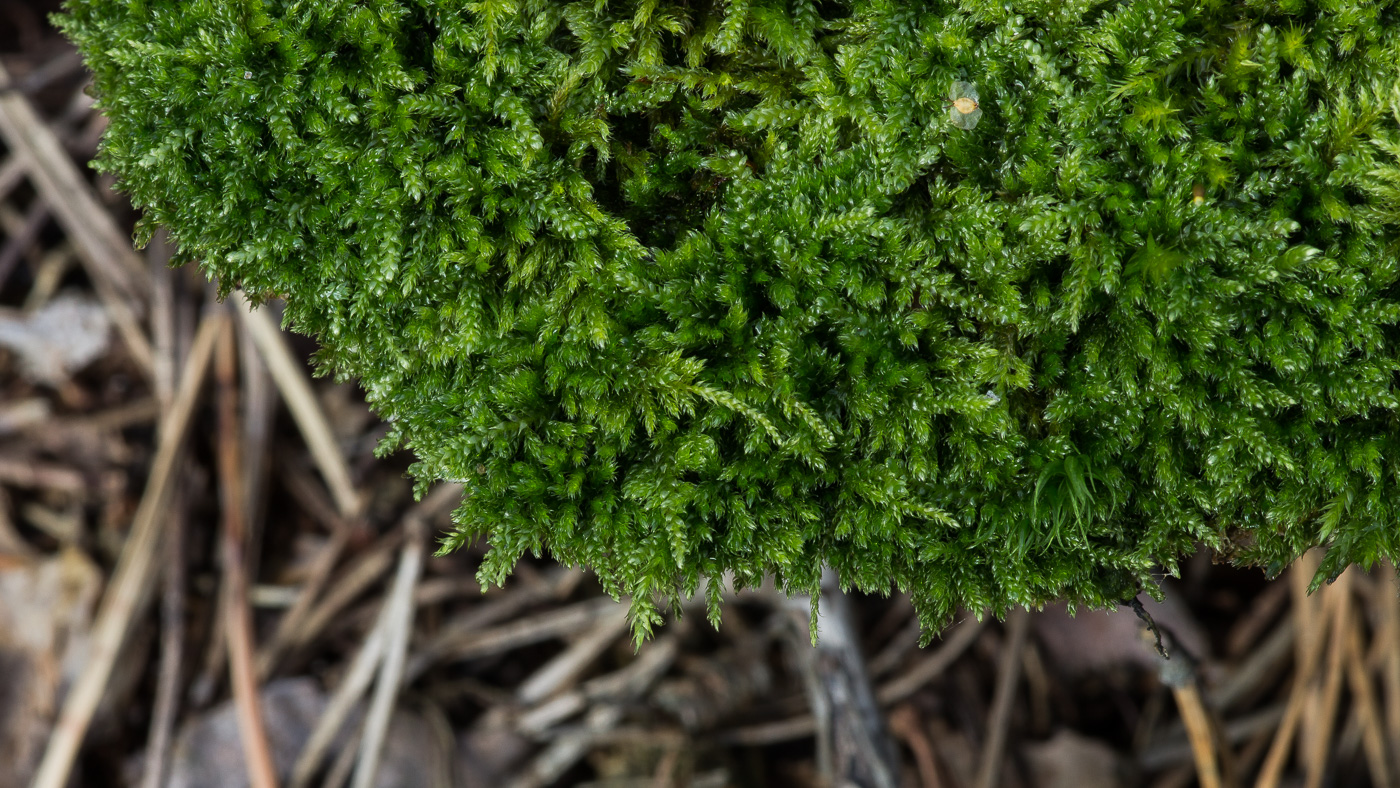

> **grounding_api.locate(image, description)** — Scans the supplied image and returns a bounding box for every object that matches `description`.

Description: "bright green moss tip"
[59,0,1400,640]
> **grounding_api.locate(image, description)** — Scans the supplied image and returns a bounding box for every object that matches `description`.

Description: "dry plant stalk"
[975,607,1029,788]
[30,309,224,788]
[0,61,154,377]
[235,292,359,518]
[1381,561,1400,780]
[1256,553,1342,788]
[350,515,427,788]
[1171,685,1224,788]
[216,315,280,788]
[1343,610,1393,787]
[1300,569,1352,788]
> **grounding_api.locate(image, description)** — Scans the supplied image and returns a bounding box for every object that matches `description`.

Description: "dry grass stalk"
[888,703,942,788]
[350,515,427,788]
[0,198,49,284]
[1301,569,1352,788]
[256,466,356,680]
[1255,553,1342,788]
[421,596,623,664]
[0,61,154,377]
[517,608,630,705]
[1212,616,1295,713]
[1380,561,1400,780]
[975,607,1030,788]
[287,530,402,657]
[288,614,388,788]
[30,308,224,788]
[1141,703,1285,773]
[138,486,187,788]
[1226,580,1290,660]
[216,316,280,788]
[0,154,26,196]
[877,614,985,705]
[1171,685,1224,788]
[1343,608,1394,788]
[235,292,359,518]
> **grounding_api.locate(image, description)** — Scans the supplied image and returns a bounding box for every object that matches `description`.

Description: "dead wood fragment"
[784,569,901,788]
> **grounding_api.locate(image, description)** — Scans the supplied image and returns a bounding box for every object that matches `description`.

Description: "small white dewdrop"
[946,80,983,130]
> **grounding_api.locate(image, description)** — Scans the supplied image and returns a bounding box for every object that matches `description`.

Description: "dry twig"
[1343,609,1393,788]
[235,292,359,517]
[0,61,154,376]
[1256,552,1339,788]
[351,515,427,788]
[974,607,1029,788]
[1380,562,1400,781]
[30,309,224,788]
[785,570,900,788]
[288,613,388,788]
[1300,569,1352,788]
[216,316,280,788]
[138,487,187,788]
[877,615,985,705]
[888,704,942,788]
[256,467,357,680]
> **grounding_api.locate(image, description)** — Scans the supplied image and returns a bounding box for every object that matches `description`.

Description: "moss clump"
[59,0,1400,639]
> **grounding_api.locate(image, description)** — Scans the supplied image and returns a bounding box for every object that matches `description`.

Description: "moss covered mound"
[59,0,1400,638]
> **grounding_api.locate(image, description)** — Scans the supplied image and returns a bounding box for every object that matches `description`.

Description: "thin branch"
[288,614,387,788]
[1172,686,1224,788]
[1302,570,1352,788]
[877,615,985,705]
[1343,608,1393,788]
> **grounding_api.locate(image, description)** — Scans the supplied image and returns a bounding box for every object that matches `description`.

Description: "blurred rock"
[457,719,531,788]
[1024,730,1132,788]
[1033,589,1208,676]
[0,293,110,385]
[161,677,438,788]
[0,547,101,788]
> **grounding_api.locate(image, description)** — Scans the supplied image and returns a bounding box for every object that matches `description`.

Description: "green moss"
[59,0,1400,641]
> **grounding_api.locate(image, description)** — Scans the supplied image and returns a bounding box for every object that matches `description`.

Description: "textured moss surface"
[60,0,1400,639]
